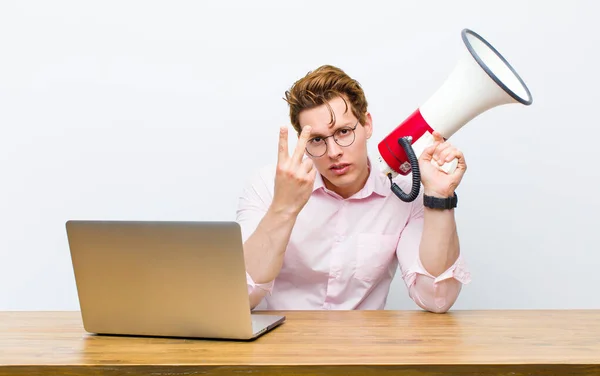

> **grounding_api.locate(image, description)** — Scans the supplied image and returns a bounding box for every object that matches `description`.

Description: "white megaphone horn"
[377,28,533,202]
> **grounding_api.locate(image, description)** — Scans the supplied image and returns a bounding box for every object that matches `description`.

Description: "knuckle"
[276,164,289,174]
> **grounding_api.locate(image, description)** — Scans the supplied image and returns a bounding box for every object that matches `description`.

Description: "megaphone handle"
[389,137,421,202]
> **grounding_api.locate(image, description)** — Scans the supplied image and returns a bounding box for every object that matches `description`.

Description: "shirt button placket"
[325,200,347,310]
[332,200,347,277]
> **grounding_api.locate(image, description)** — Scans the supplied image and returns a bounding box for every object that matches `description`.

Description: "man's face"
[298,96,373,198]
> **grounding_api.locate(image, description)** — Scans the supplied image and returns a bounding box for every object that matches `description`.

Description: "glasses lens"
[334,128,355,147]
[306,139,326,157]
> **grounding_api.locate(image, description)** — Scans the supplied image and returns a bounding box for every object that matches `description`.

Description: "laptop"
[65,220,285,340]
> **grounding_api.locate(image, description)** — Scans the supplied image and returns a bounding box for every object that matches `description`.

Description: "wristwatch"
[423,192,458,210]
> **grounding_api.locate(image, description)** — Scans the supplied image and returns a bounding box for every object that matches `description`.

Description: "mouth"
[330,163,349,170]
[329,163,351,176]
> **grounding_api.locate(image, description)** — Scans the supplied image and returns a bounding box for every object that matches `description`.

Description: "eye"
[337,128,351,135]
[309,137,324,144]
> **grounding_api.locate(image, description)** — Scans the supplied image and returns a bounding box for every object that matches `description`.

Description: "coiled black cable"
[388,136,421,202]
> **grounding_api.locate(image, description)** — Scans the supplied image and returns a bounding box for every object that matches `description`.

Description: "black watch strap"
[423,192,458,210]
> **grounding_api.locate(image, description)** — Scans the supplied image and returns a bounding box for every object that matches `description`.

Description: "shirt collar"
[312,156,390,199]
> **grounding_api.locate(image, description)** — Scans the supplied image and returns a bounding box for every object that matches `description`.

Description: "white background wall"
[1,0,598,311]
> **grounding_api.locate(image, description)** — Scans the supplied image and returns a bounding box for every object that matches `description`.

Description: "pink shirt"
[236,158,471,312]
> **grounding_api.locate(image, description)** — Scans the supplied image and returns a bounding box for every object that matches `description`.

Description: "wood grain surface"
[1,310,599,375]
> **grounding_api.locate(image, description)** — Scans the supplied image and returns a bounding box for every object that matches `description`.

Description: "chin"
[325,169,356,186]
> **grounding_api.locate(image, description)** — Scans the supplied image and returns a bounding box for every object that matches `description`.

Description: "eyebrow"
[310,122,354,137]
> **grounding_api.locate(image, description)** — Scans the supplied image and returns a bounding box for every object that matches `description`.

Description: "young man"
[236,65,471,313]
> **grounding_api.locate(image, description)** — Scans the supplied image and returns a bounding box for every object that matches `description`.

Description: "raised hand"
[419,131,467,198]
[271,125,318,216]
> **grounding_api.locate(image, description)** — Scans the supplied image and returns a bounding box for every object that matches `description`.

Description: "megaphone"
[377,28,533,202]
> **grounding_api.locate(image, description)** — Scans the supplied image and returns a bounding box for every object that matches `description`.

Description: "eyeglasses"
[305,121,359,158]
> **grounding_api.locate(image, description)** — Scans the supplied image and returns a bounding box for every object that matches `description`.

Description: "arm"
[244,207,298,285]
[396,131,471,313]
[396,200,470,314]
[418,130,467,277]
[237,171,297,309]
[243,208,297,310]
[237,125,316,310]
[419,201,460,277]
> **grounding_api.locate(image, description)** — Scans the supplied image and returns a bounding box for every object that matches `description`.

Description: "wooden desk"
[1,310,599,375]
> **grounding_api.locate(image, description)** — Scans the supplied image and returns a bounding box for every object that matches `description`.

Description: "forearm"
[243,207,297,284]
[408,134,468,312]
[419,205,460,277]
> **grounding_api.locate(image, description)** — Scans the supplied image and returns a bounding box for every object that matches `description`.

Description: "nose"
[326,138,343,159]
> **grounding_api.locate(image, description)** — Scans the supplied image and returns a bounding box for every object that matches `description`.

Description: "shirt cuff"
[403,255,471,288]
[246,271,275,295]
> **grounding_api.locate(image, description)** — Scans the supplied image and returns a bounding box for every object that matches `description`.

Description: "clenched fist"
[419,131,467,198]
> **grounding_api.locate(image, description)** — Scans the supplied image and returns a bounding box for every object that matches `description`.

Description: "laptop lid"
[66,220,277,340]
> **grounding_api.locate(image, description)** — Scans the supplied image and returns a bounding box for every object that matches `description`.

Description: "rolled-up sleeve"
[395,197,471,313]
[246,272,275,295]
[403,253,471,313]
[236,165,277,299]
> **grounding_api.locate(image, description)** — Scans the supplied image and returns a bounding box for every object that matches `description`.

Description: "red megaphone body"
[376,28,533,186]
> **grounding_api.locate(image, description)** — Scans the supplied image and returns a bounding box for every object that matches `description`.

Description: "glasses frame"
[305,120,359,158]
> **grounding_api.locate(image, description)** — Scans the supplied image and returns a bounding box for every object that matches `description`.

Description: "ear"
[363,112,373,139]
